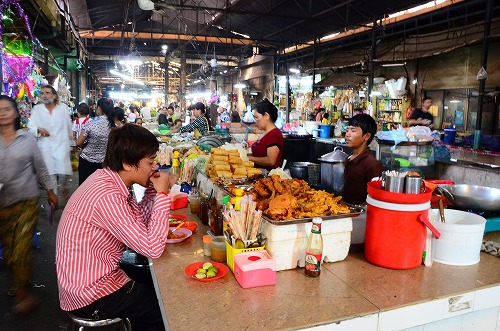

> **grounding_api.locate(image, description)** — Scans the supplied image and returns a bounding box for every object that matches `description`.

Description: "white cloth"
[28,103,73,176]
[141,107,152,120]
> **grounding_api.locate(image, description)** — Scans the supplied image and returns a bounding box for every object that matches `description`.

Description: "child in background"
[72,103,90,141]
[321,112,330,124]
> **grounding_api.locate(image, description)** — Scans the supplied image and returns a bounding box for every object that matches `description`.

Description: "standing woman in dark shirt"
[248,99,284,170]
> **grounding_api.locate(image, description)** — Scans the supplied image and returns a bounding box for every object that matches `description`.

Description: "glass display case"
[376,139,435,179]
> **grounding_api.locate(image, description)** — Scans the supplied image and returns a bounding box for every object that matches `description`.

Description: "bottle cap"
[203,234,212,244]
[312,217,322,224]
[223,195,230,204]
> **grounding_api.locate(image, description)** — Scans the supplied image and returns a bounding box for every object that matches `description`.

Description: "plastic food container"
[210,236,227,262]
[203,235,212,256]
[432,209,486,266]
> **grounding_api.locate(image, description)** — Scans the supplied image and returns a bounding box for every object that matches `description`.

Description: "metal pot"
[289,162,313,181]
[318,147,348,194]
[438,184,500,212]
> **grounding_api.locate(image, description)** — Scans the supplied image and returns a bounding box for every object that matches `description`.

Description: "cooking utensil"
[318,147,348,194]
[207,230,219,242]
[170,221,185,234]
[280,159,287,171]
[438,184,500,211]
[438,198,446,223]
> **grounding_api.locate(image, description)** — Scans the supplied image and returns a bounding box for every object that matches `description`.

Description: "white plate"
[166,228,193,244]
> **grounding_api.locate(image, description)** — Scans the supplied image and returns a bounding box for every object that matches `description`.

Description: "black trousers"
[78,156,103,185]
[72,280,164,331]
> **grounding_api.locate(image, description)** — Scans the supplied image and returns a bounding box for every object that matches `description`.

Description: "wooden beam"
[79,30,255,46]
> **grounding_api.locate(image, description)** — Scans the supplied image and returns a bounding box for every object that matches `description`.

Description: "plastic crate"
[225,241,265,272]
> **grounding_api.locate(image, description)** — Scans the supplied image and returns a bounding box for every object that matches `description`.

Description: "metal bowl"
[438,184,500,212]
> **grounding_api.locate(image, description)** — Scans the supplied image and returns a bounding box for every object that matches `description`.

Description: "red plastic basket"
[367,181,432,204]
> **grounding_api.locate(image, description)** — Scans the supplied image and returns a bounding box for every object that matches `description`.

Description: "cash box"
[233,251,276,289]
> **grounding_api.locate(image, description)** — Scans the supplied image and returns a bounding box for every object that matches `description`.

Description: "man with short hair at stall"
[56,124,177,330]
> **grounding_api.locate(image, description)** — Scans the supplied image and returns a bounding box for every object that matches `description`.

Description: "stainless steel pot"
[289,162,315,182]
[318,147,348,194]
[438,184,500,212]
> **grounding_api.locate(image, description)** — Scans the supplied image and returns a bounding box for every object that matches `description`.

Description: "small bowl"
[181,221,198,232]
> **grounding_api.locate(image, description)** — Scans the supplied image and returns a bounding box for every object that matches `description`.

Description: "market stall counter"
[151,208,500,331]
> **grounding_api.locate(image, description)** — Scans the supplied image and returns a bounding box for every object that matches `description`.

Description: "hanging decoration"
[0,0,37,84]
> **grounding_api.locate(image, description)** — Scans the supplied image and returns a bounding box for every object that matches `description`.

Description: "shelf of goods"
[375,97,411,127]
[376,139,435,179]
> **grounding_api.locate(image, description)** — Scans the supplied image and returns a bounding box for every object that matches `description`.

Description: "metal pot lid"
[289,162,317,167]
[318,146,348,163]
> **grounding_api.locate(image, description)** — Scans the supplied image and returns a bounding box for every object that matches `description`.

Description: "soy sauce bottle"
[305,217,323,277]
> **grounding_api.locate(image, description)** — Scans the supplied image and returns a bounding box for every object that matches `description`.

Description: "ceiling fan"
[353,60,374,76]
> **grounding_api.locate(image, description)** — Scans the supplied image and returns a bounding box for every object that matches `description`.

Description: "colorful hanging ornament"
[0,0,37,83]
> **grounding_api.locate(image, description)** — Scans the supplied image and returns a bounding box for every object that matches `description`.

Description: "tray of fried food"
[249,175,363,224]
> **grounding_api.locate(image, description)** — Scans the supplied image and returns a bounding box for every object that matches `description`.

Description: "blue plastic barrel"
[318,125,331,138]
[444,128,456,144]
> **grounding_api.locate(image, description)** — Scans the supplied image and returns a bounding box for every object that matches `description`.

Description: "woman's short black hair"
[0,95,21,130]
[77,103,90,116]
[103,124,159,171]
[114,107,125,123]
[348,114,378,145]
[253,98,278,122]
[193,102,205,114]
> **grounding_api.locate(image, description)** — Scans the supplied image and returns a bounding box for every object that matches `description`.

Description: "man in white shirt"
[28,85,73,201]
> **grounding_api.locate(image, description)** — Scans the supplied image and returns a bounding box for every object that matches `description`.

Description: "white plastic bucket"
[432,209,486,266]
[304,121,320,137]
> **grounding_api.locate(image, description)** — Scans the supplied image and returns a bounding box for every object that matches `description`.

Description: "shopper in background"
[56,124,177,330]
[28,85,73,202]
[72,103,90,141]
[230,109,241,123]
[166,105,178,125]
[76,97,114,185]
[0,95,58,313]
[343,114,383,204]
[157,106,168,126]
[172,118,183,130]
[217,101,231,123]
[170,102,210,138]
[113,107,126,127]
[248,99,284,170]
[408,96,434,129]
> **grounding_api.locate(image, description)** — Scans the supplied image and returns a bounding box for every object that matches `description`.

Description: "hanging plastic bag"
[476,66,488,81]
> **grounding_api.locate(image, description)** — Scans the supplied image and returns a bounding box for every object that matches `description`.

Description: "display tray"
[261,202,364,225]
[376,139,433,146]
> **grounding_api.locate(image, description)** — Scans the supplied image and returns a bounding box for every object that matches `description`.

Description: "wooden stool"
[67,312,132,330]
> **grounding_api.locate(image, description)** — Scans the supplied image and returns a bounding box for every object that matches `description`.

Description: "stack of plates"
[196,136,224,150]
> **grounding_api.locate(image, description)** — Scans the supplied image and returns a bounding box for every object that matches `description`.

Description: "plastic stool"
[67,312,132,331]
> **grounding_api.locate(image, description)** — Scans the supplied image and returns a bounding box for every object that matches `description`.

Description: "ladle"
[438,198,446,223]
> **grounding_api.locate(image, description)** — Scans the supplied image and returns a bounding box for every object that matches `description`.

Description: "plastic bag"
[477,66,488,80]
[376,129,408,150]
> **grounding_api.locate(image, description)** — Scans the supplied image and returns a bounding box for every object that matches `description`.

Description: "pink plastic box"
[233,250,276,288]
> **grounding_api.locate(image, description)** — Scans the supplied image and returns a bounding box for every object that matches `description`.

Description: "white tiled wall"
[303,285,500,331]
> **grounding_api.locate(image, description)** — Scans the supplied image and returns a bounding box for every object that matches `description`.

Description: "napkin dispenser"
[234,250,276,288]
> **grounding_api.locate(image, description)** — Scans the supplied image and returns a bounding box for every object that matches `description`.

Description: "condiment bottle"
[230,188,244,211]
[170,151,181,177]
[305,217,323,277]
[222,195,231,232]
[199,192,210,225]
